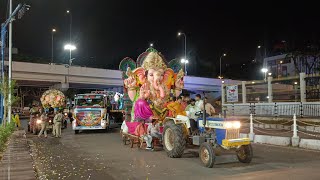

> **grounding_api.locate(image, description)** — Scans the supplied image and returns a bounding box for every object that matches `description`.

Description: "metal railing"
[223,102,320,117]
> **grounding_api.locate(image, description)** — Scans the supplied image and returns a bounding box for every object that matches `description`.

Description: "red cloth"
[134,123,148,137]
[126,122,140,134]
[159,126,163,133]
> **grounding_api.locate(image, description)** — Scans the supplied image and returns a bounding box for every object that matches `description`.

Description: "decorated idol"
[122,51,184,121]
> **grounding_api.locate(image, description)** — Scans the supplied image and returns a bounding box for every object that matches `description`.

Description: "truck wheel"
[74,130,79,134]
[199,142,215,168]
[237,144,253,163]
[163,123,186,158]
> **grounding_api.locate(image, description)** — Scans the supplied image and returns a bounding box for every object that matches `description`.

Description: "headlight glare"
[36,119,42,124]
[233,121,241,129]
[225,122,233,129]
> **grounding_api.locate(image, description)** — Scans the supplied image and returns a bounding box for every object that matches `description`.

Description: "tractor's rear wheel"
[199,142,215,168]
[237,144,253,163]
[163,122,186,158]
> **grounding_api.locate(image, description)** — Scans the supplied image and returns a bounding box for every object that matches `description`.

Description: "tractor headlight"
[225,121,241,129]
[233,121,241,129]
[225,122,233,129]
[36,119,42,124]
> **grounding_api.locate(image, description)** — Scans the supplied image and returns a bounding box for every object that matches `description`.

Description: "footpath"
[0,130,36,180]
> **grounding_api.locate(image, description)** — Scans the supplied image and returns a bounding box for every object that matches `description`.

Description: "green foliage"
[0,122,15,152]
[0,76,20,126]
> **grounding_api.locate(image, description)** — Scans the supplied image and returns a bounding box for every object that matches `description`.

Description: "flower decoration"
[40,89,66,108]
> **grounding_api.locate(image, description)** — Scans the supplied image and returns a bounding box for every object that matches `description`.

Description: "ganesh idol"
[123,52,184,121]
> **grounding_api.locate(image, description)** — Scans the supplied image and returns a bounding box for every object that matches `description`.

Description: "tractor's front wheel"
[163,122,186,158]
[199,142,215,168]
[236,144,253,163]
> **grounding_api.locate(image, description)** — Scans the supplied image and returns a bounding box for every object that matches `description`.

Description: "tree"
[0,76,19,127]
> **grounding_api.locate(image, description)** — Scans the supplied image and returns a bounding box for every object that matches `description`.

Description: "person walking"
[38,108,48,138]
[53,109,63,138]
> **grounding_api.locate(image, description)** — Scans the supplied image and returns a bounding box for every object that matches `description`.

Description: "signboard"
[226,85,238,102]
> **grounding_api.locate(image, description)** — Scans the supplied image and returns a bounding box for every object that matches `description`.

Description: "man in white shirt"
[195,94,204,110]
[185,99,201,120]
[185,99,201,133]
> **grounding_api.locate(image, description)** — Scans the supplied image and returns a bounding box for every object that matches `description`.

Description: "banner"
[226,85,238,102]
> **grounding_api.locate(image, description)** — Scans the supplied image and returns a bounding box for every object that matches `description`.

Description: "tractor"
[162,100,252,168]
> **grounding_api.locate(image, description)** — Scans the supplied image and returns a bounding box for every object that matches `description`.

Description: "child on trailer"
[134,118,153,150]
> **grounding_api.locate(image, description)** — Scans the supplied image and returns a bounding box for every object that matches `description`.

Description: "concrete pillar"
[221,83,225,105]
[51,83,69,92]
[291,114,300,147]
[242,81,246,103]
[267,76,273,103]
[300,73,306,102]
[249,113,255,141]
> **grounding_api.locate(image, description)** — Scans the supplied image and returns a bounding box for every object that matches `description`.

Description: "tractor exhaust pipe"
[202,91,206,126]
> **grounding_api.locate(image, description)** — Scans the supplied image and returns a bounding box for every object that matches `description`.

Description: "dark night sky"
[1,0,320,78]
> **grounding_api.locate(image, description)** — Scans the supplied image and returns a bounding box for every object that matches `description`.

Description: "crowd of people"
[166,94,216,119]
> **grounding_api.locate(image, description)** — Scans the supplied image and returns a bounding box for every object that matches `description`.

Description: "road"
[21,119,320,180]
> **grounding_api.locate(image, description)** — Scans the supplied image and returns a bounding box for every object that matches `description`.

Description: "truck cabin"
[75,94,106,108]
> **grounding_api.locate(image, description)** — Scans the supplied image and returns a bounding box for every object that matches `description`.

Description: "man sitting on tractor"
[135,119,153,150]
[200,97,216,117]
[185,99,201,132]
[166,96,186,117]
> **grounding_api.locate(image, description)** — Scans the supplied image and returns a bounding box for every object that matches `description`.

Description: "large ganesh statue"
[119,48,184,122]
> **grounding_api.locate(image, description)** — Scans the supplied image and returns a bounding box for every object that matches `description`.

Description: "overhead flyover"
[5,61,240,93]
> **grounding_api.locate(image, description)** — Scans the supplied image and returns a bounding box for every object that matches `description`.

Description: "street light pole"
[67,10,72,43]
[219,53,226,79]
[178,32,187,75]
[8,0,13,123]
[51,28,56,64]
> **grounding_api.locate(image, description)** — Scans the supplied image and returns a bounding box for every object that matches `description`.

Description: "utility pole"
[0,3,30,124]
[8,0,13,123]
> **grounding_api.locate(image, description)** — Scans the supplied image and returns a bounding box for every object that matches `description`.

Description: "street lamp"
[150,43,153,47]
[219,53,227,79]
[51,28,56,64]
[178,32,187,67]
[261,68,268,81]
[181,58,189,75]
[66,10,72,43]
[64,44,76,66]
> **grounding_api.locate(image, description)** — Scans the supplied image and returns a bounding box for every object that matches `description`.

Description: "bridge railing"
[223,102,320,117]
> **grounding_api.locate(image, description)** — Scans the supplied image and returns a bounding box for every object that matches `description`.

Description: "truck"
[72,94,119,134]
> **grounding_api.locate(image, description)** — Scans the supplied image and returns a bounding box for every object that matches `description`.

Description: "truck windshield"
[75,98,104,107]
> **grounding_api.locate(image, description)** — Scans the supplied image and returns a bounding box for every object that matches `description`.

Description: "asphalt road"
[21,119,320,180]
